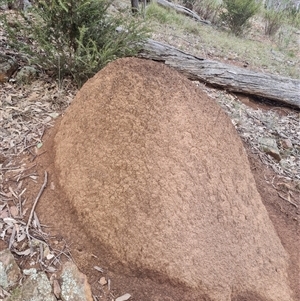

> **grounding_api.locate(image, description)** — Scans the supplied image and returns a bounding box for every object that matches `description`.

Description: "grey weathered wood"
[138,39,300,108]
[156,0,211,25]
[131,0,139,14]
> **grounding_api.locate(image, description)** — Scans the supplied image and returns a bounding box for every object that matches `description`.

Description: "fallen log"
[156,0,210,25]
[138,39,300,108]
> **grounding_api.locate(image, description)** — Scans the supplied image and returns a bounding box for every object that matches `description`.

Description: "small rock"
[115,293,131,301]
[9,206,19,218]
[0,3,8,10]
[0,249,21,289]
[99,277,107,286]
[23,268,37,276]
[6,271,56,301]
[258,137,281,161]
[6,0,32,10]
[15,66,38,84]
[60,261,93,301]
[281,138,293,149]
[0,54,18,83]
[22,0,32,10]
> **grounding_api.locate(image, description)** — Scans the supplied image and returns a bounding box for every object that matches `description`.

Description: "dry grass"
[146,2,300,78]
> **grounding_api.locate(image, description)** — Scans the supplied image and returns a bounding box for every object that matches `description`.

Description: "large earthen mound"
[54,58,293,301]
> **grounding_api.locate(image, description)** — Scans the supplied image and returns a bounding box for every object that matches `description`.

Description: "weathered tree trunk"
[156,0,211,24]
[131,0,139,14]
[138,39,300,108]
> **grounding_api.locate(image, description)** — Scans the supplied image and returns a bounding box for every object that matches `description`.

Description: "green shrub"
[146,2,184,25]
[263,9,285,36]
[1,0,149,86]
[220,0,261,35]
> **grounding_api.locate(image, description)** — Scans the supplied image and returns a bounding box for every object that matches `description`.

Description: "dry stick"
[17,173,37,181]
[49,248,72,266]
[18,195,23,219]
[14,164,37,181]
[277,192,298,208]
[31,150,48,162]
[39,124,46,140]
[25,171,48,244]
[0,166,22,171]
[17,143,37,156]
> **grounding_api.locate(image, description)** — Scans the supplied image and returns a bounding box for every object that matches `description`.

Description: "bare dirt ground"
[1,6,300,301]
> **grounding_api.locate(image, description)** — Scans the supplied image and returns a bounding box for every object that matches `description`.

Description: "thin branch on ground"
[277,192,298,208]
[25,171,48,243]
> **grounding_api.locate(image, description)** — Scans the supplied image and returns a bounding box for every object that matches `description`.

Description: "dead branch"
[138,39,300,108]
[25,171,48,242]
[156,0,210,24]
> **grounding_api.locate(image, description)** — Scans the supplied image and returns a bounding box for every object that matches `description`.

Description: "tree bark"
[138,39,300,108]
[131,0,139,14]
[156,0,211,25]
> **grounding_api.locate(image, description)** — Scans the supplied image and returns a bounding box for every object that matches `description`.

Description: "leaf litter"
[0,79,74,157]
[0,78,76,286]
[0,165,72,274]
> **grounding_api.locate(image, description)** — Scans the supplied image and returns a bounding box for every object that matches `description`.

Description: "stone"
[54,58,293,301]
[23,268,37,276]
[99,277,107,286]
[0,3,8,9]
[60,261,93,301]
[6,270,56,301]
[5,0,31,10]
[0,54,18,83]
[281,138,293,149]
[15,66,37,84]
[0,249,21,289]
[259,137,281,161]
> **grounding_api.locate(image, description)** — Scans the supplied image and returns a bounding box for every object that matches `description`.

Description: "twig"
[16,173,37,181]
[39,125,46,140]
[30,150,47,162]
[25,171,48,242]
[48,244,74,269]
[277,192,298,208]
[0,166,22,171]
[27,233,47,245]
[17,143,36,156]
